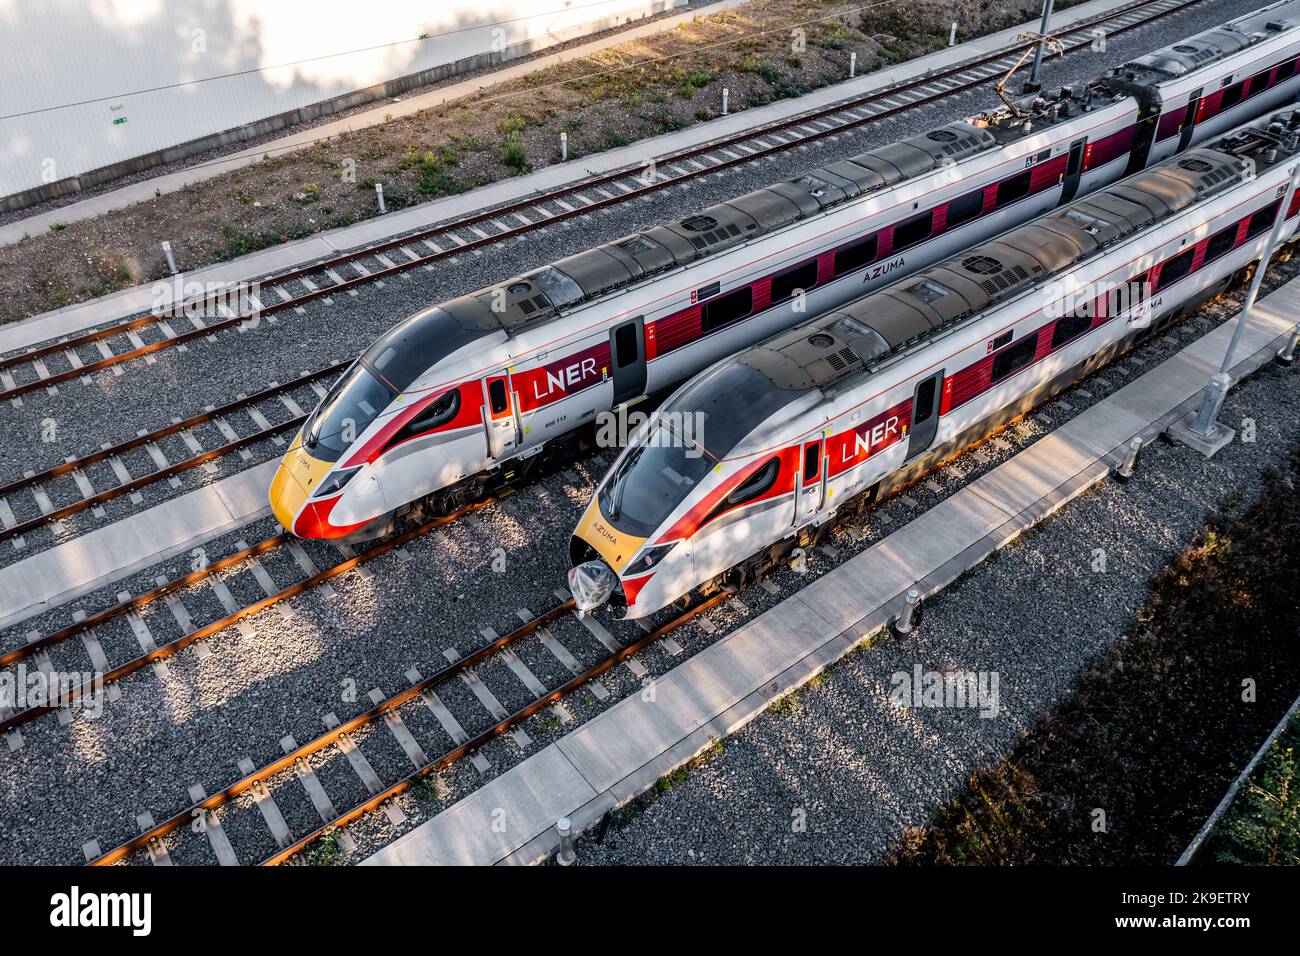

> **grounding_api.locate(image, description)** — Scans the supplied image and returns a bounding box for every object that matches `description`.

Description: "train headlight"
[312,466,362,498]
[626,542,676,576]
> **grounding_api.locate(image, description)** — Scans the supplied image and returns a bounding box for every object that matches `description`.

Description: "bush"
[501,132,529,173]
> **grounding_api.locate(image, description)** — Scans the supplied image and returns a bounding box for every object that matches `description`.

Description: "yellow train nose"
[572,497,647,574]
[269,435,333,532]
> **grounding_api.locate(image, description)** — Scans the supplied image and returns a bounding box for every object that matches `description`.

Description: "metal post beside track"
[1027,0,1055,92]
[1115,435,1143,483]
[556,818,576,866]
[1171,161,1300,456]
[891,588,921,638]
[1278,324,1300,364]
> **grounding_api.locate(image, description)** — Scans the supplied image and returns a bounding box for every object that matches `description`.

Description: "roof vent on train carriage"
[954,249,1032,298]
[680,215,719,232]
[961,254,1001,276]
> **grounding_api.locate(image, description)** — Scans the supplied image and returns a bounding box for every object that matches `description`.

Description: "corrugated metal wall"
[0,0,682,199]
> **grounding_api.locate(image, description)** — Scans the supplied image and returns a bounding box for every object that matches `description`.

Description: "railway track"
[0,0,1198,405]
[8,275,1273,865]
[0,496,506,738]
[0,363,346,549]
[82,591,723,866]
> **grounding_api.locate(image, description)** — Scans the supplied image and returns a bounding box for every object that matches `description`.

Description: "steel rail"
[261,592,727,866]
[0,363,346,543]
[87,594,577,866]
[0,498,495,733]
[0,0,1195,401]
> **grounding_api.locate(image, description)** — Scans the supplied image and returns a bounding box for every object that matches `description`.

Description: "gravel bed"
[572,359,1300,865]
[0,0,1262,497]
[0,0,1284,866]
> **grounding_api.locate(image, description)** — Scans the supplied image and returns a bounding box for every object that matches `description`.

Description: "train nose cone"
[269,436,331,533]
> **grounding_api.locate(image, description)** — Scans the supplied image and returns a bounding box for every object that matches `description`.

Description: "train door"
[609,316,646,407]
[482,373,519,458]
[797,437,827,523]
[904,370,944,462]
[1060,138,1086,204]
[1177,87,1202,152]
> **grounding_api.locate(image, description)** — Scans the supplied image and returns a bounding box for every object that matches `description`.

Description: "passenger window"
[803,443,820,482]
[771,260,818,302]
[1205,224,1238,262]
[1220,81,1245,111]
[834,235,878,276]
[725,458,780,507]
[701,287,753,333]
[613,323,638,368]
[892,211,933,251]
[945,189,985,229]
[1276,58,1297,82]
[989,335,1037,384]
[1157,249,1195,290]
[1246,200,1281,240]
[913,377,937,423]
[488,379,509,414]
[1050,312,1092,350]
[995,170,1033,208]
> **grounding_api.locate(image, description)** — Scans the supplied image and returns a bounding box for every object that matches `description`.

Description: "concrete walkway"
[363,278,1300,866]
[0,0,1134,358]
[0,461,276,634]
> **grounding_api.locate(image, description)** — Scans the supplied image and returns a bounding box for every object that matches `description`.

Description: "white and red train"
[270,0,1300,539]
[568,107,1300,618]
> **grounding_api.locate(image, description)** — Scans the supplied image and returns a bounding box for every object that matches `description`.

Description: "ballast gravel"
[0,0,1285,865]
[574,360,1300,865]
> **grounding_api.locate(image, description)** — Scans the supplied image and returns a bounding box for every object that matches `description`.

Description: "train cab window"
[803,443,821,482]
[1247,200,1282,240]
[725,458,780,507]
[1051,311,1092,350]
[945,189,985,229]
[995,170,1033,208]
[834,235,879,276]
[701,287,754,333]
[1205,224,1238,262]
[488,379,509,415]
[1156,249,1195,290]
[613,323,639,368]
[989,334,1037,384]
[892,211,933,251]
[771,260,819,302]
[391,390,461,446]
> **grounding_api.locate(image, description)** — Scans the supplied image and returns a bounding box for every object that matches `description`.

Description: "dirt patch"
[888,439,1300,865]
[1,0,1064,325]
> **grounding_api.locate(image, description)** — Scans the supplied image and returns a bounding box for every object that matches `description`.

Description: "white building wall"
[0,0,684,201]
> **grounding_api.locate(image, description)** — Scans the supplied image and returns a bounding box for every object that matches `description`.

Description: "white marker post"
[722,88,730,115]
[849,52,857,78]
[949,22,958,46]
[375,183,386,214]
[560,131,568,161]
[161,240,178,275]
